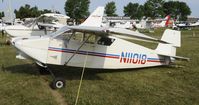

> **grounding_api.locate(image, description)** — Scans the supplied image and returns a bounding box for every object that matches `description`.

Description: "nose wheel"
[51,77,66,89]
[47,68,66,89]
[36,63,66,89]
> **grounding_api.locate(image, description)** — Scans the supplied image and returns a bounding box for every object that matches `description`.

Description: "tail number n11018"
[120,52,147,64]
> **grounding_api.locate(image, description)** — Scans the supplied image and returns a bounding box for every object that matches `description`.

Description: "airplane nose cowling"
[11,38,18,45]
[11,37,50,64]
[11,38,25,49]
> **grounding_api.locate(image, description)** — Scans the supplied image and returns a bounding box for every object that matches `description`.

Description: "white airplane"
[172,22,189,30]
[5,13,68,38]
[152,15,171,28]
[190,20,199,27]
[173,20,199,30]
[134,18,152,29]
[11,7,189,89]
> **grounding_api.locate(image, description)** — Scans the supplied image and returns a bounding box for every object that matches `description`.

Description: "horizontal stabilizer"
[156,44,176,56]
[57,26,170,44]
[159,54,190,61]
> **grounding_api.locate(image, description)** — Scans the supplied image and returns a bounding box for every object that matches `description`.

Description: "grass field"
[0,28,199,105]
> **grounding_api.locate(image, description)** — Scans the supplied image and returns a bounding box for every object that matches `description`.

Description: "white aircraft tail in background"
[80,7,104,27]
[164,15,171,27]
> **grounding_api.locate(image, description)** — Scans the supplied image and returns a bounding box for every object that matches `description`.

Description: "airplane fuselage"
[13,34,170,69]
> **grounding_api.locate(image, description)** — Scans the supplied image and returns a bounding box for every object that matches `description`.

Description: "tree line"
[123,0,191,21]
[64,0,191,21]
[14,4,60,19]
[13,0,191,21]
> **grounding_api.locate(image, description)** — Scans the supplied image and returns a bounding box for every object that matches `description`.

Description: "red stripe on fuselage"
[48,49,120,59]
[147,60,164,63]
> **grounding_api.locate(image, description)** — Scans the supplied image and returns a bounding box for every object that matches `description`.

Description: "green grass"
[0,28,199,105]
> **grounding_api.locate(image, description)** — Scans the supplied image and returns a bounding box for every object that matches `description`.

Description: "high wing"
[67,26,107,34]
[56,25,168,44]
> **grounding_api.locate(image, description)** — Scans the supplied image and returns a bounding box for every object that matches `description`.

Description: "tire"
[51,78,65,89]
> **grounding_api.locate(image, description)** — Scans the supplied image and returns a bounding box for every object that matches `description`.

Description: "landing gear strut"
[36,62,66,89]
[36,64,50,75]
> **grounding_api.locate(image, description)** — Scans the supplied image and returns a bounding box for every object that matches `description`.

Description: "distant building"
[102,16,133,29]
[187,16,199,23]
[103,16,132,23]
[42,13,70,25]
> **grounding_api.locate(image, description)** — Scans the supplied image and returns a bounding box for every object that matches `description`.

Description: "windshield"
[43,25,71,38]
[23,16,59,28]
[23,19,36,27]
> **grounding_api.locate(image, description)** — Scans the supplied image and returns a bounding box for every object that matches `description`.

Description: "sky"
[0,0,198,17]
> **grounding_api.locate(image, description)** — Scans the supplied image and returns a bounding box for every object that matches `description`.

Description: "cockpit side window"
[97,37,115,46]
[72,32,83,42]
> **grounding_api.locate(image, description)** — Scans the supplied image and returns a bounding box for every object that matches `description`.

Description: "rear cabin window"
[97,37,115,46]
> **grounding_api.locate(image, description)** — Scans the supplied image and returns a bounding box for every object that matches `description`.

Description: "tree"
[123,2,144,19]
[31,6,41,17]
[163,1,191,21]
[105,1,117,16]
[144,0,165,19]
[0,12,4,19]
[64,0,90,22]
[14,4,56,19]
[15,4,39,19]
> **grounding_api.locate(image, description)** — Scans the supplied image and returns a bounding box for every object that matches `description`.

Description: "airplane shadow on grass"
[5,63,173,81]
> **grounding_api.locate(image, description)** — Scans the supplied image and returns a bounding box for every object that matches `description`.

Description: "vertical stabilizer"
[165,15,171,27]
[156,29,181,56]
[80,7,104,27]
[160,29,181,47]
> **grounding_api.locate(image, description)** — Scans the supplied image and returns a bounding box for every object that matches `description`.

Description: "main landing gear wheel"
[51,78,66,89]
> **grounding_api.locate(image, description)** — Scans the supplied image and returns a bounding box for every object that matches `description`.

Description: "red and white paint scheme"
[152,15,171,28]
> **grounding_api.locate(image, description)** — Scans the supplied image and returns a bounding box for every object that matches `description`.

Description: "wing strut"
[64,35,92,65]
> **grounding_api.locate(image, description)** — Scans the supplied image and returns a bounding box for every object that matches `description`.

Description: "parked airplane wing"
[50,26,71,37]
[68,26,107,34]
[67,26,168,43]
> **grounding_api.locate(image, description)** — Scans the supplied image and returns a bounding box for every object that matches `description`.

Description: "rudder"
[155,29,181,56]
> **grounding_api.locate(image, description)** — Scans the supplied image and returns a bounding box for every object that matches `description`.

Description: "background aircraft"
[152,15,171,28]
[5,13,69,38]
